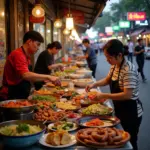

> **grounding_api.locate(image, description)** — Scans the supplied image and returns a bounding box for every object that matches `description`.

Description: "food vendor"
[78,39,97,77]
[0,31,61,100]
[34,41,63,90]
[86,39,143,150]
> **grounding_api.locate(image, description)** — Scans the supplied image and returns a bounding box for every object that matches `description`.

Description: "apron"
[110,58,143,123]
[8,47,32,99]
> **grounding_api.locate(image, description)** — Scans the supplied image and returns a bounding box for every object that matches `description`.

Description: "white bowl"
[69,73,85,79]
[73,79,94,87]
[76,61,87,67]
[76,69,92,77]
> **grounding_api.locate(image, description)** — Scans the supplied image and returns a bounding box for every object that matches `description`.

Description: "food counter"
[0,54,133,150]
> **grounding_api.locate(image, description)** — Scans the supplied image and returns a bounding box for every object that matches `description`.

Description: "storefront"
[0,0,6,86]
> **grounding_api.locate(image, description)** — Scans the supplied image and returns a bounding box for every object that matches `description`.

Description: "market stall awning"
[52,0,107,33]
[130,29,145,37]
[142,29,150,35]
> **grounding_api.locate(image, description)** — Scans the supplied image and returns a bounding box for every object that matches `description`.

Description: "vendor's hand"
[58,64,64,71]
[92,92,105,101]
[47,76,61,86]
[77,56,82,61]
[85,84,94,92]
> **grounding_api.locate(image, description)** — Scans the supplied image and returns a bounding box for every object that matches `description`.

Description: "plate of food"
[76,127,130,148]
[34,88,52,95]
[76,69,92,77]
[39,131,76,148]
[72,91,105,107]
[33,108,66,123]
[73,79,94,87]
[48,121,78,132]
[46,81,68,87]
[69,73,85,79]
[29,95,57,103]
[66,111,82,122]
[55,102,80,111]
[76,116,120,128]
[81,103,113,116]
[0,120,46,148]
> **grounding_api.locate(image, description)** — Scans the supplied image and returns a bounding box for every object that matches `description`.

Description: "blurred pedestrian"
[77,39,97,77]
[134,39,146,82]
[128,39,134,63]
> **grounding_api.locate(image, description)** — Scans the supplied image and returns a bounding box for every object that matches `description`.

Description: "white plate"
[39,133,77,148]
[48,122,78,132]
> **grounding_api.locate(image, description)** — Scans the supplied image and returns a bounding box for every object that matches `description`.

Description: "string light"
[32,4,45,18]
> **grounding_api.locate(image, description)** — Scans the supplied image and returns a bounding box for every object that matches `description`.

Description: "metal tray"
[0,99,36,114]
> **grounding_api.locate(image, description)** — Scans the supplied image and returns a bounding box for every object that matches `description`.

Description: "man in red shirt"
[0,31,61,100]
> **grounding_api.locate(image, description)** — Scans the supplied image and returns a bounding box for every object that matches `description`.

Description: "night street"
[96,53,150,150]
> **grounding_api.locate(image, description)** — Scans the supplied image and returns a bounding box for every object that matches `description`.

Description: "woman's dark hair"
[82,38,90,44]
[23,30,44,43]
[47,41,62,49]
[103,39,124,57]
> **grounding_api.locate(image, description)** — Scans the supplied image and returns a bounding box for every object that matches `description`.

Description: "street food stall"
[0,49,132,150]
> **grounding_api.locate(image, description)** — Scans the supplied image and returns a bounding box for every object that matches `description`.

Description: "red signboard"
[127,12,146,21]
[29,15,45,23]
[99,33,105,37]
[63,8,84,24]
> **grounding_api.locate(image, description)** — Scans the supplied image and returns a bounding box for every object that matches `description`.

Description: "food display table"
[0,55,133,150]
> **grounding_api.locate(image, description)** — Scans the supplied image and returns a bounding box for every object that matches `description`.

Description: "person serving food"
[34,41,64,90]
[0,31,61,100]
[86,39,143,150]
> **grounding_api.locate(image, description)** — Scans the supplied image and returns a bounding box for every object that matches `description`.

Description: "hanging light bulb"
[1,12,4,17]
[54,19,62,28]
[63,28,70,35]
[32,4,45,18]
[66,14,74,30]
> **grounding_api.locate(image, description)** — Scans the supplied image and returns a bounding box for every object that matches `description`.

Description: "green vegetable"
[82,103,111,115]
[16,124,29,133]
[32,95,56,102]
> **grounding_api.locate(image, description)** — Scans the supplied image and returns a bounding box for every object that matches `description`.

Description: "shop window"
[0,0,6,86]
[46,19,52,45]
[17,0,25,47]
[33,23,45,64]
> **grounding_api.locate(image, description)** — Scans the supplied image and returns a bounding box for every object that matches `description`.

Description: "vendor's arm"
[94,69,136,101]
[48,63,64,71]
[86,71,111,92]
[77,53,88,60]
[22,72,59,83]
[95,88,133,101]
[14,53,61,85]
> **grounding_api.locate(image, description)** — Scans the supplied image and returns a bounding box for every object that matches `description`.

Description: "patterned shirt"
[108,60,143,117]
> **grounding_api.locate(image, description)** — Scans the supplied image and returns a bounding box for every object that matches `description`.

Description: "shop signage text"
[112,26,120,31]
[127,12,146,21]
[119,21,130,28]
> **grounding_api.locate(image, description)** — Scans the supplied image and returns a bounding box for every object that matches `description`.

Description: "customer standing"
[135,39,146,82]
[78,39,97,77]
[86,39,143,150]
[34,41,63,90]
[128,39,134,63]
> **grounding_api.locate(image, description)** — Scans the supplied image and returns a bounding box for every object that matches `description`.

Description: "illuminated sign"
[127,12,146,21]
[105,27,113,33]
[99,33,105,37]
[112,26,120,31]
[135,20,148,26]
[119,21,130,28]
